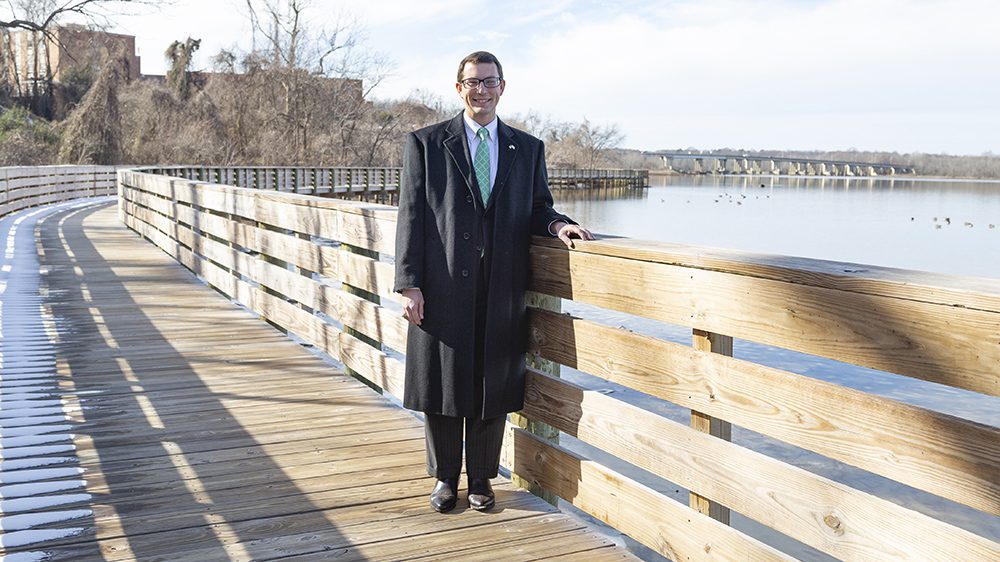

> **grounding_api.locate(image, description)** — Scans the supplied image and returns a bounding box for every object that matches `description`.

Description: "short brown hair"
[457,51,504,82]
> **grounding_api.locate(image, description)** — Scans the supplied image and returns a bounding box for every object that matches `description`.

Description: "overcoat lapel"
[489,120,519,208]
[442,115,480,205]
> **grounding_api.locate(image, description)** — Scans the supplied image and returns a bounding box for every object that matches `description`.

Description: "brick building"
[3,24,141,97]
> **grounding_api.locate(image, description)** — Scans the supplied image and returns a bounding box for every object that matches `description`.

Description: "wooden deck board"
[0,202,639,561]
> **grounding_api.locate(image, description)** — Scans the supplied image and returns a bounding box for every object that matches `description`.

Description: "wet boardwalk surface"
[0,200,637,561]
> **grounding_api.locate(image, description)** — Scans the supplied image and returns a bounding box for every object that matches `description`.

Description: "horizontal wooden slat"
[1,188,115,217]
[533,236,1000,313]
[502,426,793,561]
[121,194,403,358]
[521,370,1000,561]
[530,245,1000,397]
[338,331,406,399]
[121,185,337,280]
[119,171,398,248]
[337,249,397,301]
[335,290,408,353]
[528,308,1000,515]
[121,183,397,301]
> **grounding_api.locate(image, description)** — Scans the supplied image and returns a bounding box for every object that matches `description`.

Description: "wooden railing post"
[690,328,733,524]
[509,291,561,506]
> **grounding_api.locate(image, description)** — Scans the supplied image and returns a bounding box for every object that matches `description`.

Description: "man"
[394,51,593,513]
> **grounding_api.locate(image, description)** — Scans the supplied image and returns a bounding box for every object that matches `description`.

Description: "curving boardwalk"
[0,200,637,561]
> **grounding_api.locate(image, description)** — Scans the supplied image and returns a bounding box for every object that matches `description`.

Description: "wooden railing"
[142,165,402,199]
[0,165,117,219]
[547,167,649,188]
[116,168,999,561]
[141,166,649,199]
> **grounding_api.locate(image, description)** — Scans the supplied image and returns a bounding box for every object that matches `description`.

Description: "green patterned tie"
[474,127,490,205]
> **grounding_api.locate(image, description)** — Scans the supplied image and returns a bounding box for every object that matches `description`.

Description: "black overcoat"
[393,113,572,418]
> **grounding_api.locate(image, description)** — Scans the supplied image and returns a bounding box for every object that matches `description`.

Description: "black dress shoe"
[467,477,495,511]
[430,477,458,513]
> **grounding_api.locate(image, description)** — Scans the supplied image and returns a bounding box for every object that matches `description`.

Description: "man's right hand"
[401,288,424,326]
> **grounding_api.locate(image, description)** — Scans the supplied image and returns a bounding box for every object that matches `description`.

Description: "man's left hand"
[553,222,595,249]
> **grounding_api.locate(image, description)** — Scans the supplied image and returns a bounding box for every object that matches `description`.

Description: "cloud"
[510,0,576,25]
[106,0,1000,153]
[337,0,477,25]
[502,0,1000,152]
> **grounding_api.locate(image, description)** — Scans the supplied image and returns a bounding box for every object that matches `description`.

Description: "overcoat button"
[461,269,469,277]
[463,232,471,240]
[466,195,473,203]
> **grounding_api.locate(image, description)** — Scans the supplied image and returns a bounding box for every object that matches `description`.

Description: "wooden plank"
[65,432,425,485]
[120,173,378,244]
[1,187,110,216]
[533,236,1000,313]
[16,487,574,562]
[30,418,422,480]
[334,290,408,353]
[338,331,406,399]
[520,370,1000,561]
[54,404,422,449]
[73,444,427,511]
[5,477,433,554]
[331,524,615,562]
[528,308,1000,515]
[529,245,1000,397]
[49,385,392,426]
[503,426,792,561]
[337,249,398,301]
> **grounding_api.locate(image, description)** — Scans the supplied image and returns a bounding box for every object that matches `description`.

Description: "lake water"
[548,175,1000,560]
[554,174,1000,277]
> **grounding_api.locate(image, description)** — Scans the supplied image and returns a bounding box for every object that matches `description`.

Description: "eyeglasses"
[460,76,502,89]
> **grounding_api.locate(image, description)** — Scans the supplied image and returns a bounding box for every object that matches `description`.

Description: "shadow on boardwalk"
[1,201,630,561]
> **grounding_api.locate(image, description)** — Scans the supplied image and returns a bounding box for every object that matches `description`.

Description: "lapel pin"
[509,144,515,150]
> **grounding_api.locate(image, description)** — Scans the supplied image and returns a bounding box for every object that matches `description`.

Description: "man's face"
[456,62,505,125]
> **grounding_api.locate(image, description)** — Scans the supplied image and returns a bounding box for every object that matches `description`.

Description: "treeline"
[657,148,1000,179]
[0,73,629,170]
[0,25,446,167]
[0,1,628,170]
[0,62,628,171]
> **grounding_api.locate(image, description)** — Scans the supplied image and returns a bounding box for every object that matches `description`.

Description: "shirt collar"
[463,113,498,143]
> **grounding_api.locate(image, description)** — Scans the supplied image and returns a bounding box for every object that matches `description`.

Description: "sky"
[48,0,1000,155]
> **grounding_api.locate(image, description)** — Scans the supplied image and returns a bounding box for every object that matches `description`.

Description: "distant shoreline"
[646,169,1000,181]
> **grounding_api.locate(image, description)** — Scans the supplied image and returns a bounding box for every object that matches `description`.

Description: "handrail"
[547,168,649,187]
[137,165,649,198]
[0,165,118,219]
[116,167,999,561]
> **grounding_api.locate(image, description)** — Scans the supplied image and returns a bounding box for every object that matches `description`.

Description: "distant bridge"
[645,151,916,176]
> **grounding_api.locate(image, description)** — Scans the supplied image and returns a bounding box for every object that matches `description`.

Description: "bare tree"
[212,0,390,163]
[578,118,624,170]
[58,57,121,163]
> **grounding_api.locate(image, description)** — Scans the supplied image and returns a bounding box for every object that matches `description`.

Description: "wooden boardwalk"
[0,201,638,561]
